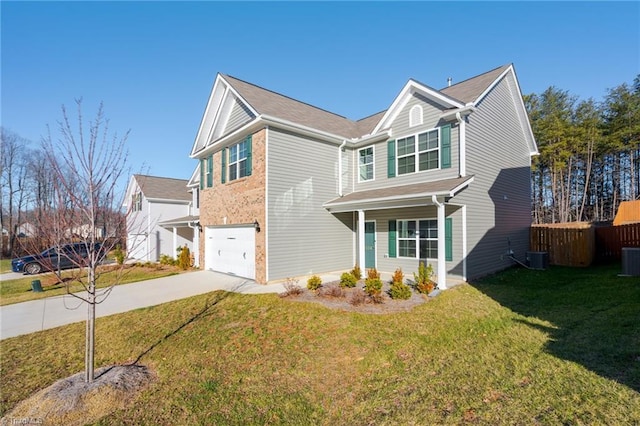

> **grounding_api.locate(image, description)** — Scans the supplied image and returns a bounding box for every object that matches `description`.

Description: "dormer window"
[409,105,423,127]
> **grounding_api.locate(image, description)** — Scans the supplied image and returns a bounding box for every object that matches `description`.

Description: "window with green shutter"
[445,217,452,261]
[441,124,451,169]
[388,220,397,258]
[387,140,396,178]
[227,136,252,181]
[221,147,227,184]
[200,159,205,190]
[206,154,213,188]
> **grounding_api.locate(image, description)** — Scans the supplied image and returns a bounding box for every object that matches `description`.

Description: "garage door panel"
[205,227,255,279]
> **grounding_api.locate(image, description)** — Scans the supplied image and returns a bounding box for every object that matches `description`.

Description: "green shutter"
[387,140,396,178]
[221,148,227,184]
[445,217,453,261]
[441,125,451,169]
[200,159,205,190]
[388,220,397,258]
[207,154,213,187]
[246,135,252,176]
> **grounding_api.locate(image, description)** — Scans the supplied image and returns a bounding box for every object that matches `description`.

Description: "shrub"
[340,272,357,288]
[318,284,345,298]
[177,246,192,270]
[367,268,380,280]
[349,288,367,306]
[389,280,412,300]
[391,267,404,285]
[112,245,125,265]
[413,261,435,294]
[350,265,362,280]
[307,275,322,291]
[364,277,383,297]
[279,277,303,298]
[159,254,176,266]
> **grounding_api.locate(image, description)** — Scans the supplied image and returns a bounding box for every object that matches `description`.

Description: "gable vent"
[409,105,423,127]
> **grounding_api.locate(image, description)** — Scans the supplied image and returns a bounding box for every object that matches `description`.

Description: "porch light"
[254,220,260,232]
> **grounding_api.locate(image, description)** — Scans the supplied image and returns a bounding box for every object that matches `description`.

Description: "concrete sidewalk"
[0,271,286,340]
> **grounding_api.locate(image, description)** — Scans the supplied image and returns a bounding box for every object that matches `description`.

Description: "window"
[358,146,374,182]
[205,155,213,188]
[132,192,142,212]
[224,136,252,182]
[397,128,439,175]
[396,219,437,259]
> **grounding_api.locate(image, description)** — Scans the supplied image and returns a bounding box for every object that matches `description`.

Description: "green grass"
[1,264,639,424]
[0,264,183,306]
[0,259,11,273]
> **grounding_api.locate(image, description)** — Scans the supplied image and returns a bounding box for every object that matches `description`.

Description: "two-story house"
[124,174,199,263]
[189,64,538,287]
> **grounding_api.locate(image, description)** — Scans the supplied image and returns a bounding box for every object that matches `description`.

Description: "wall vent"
[526,251,549,270]
[621,247,640,276]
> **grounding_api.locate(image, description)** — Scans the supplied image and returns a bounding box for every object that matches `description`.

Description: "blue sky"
[2,1,639,182]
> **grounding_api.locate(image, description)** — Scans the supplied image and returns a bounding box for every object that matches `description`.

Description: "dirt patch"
[1,364,154,426]
[280,280,433,314]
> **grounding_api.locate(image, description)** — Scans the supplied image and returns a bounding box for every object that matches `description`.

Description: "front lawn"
[0,259,11,273]
[1,264,638,424]
[0,264,184,306]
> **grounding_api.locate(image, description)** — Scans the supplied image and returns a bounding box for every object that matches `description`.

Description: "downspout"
[338,140,347,197]
[456,112,466,177]
[431,195,447,289]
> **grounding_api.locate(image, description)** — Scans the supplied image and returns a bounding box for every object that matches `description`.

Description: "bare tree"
[42,99,130,383]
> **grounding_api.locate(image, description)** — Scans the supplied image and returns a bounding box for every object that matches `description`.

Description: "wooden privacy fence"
[530,223,595,267]
[595,223,640,262]
[530,222,640,267]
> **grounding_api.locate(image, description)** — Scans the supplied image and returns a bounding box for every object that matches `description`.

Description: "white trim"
[462,205,467,281]
[218,75,260,117]
[372,80,464,134]
[457,112,466,177]
[395,218,438,260]
[396,127,441,176]
[357,145,375,183]
[338,140,347,196]
[265,126,270,282]
[431,195,447,289]
[358,210,365,270]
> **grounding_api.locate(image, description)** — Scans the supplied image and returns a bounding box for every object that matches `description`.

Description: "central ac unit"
[526,251,549,270]
[621,247,640,277]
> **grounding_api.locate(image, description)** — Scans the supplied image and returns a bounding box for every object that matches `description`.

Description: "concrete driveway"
[0,270,285,340]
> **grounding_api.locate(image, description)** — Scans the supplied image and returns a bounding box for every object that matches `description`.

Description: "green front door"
[365,221,376,268]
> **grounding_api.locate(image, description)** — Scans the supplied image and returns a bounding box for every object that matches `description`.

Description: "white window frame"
[358,146,375,182]
[396,127,441,176]
[396,218,438,260]
[205,157,213,188]
[228,139,249,181]
[132,192,142,212]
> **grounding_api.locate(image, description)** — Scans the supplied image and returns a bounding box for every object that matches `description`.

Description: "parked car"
[11,242,105,275]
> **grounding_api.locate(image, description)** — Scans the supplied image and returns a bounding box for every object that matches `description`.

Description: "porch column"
[172,227,178,258]
[193,226,200,267]
[357,209,365,270]
[432,196,447,289]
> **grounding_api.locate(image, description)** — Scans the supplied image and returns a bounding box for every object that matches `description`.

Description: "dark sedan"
[11,243,105,275]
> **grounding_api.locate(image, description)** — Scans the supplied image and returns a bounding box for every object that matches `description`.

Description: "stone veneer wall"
[198,128,267,283]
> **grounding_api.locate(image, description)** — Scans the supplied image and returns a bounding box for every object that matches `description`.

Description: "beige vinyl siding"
[226,99,255,133]
[361,205,464,282]
[455,73,533,279]
[267,128,353,280]
[352,93,459,192]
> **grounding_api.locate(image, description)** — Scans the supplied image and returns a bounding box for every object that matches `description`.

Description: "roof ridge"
[356,110,386,122]
[440,64,511,92]
[223,74,355,122]
[134,174,188,182]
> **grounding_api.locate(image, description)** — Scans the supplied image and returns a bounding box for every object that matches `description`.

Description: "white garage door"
[205,226,255,279]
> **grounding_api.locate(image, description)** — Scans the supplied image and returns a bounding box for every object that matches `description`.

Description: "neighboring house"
[16,222,36,238]
[123,174,198,263]
[189,64,538,287]
[613,200,640,226]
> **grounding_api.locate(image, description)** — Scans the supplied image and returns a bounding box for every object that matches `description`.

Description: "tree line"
[526,76,640,224]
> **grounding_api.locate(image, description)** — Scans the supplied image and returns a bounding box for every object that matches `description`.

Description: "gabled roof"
[133,175,191,202]
[222,74,362,138]
[613,200,640,225]
[440,64,511,104]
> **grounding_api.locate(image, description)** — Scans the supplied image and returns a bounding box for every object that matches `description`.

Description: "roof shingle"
[134,175,190,202]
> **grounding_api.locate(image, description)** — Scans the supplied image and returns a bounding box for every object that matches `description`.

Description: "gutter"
[338,140,347,197]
